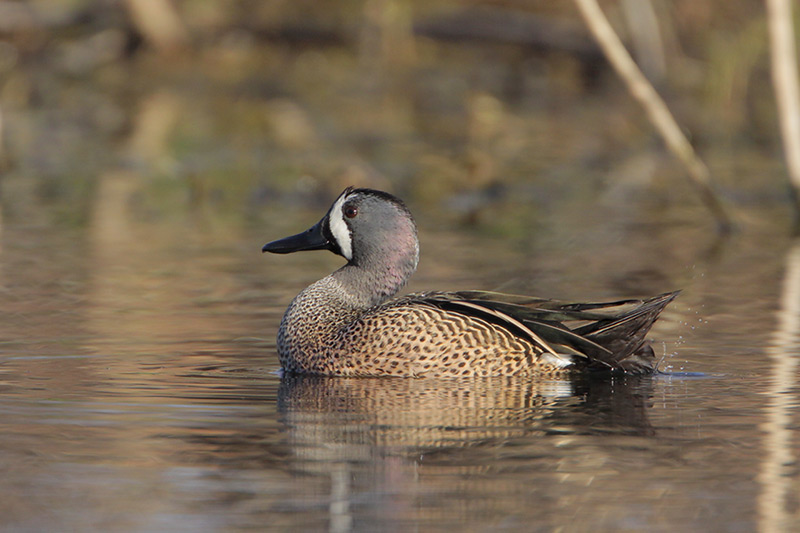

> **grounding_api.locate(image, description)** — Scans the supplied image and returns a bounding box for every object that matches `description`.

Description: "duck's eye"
[344,205,358,219]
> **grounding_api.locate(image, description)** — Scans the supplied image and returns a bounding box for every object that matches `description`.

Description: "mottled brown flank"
[277,279,569,377]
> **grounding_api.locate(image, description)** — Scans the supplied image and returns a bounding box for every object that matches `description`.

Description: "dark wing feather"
[420,290,680,374]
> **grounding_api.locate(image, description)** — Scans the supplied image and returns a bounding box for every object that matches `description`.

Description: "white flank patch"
[329,192,353,260]
[541,353,574,368]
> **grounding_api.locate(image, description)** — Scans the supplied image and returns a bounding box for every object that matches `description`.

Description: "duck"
[262,187,678,378]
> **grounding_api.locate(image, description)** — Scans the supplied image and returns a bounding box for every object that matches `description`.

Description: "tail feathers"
[574,291,679,373]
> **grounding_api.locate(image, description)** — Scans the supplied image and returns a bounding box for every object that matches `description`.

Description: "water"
[1,189,798,532]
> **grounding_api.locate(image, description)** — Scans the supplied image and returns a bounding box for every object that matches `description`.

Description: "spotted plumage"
[263,187,678,377]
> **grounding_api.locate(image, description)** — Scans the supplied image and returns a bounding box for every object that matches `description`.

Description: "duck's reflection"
[276,374,654,531]
[277,374,654,462]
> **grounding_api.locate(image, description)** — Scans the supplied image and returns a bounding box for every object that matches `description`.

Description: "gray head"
[263,187,420,306]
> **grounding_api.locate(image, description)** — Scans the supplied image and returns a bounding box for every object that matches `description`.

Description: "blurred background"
[0,0,794,234]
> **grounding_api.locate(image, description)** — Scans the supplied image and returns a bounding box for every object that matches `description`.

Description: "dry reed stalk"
[124,0,189,53]
[766,0,800,228]
[0,104,4,170]
[573,0,732,231]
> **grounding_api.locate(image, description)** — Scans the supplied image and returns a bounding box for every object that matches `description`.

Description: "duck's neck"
[332,239,419,309]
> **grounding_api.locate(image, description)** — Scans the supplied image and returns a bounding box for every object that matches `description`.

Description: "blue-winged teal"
[263,187,678,377]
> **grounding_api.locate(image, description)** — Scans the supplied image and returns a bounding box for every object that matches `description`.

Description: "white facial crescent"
[328,192,353,260]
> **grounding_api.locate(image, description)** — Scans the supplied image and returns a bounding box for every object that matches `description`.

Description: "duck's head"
[263,187,420,301]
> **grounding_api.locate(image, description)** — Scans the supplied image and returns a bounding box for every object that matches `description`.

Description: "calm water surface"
[0,189,798,532]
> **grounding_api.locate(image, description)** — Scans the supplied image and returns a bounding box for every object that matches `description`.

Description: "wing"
[415,290,679,373]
